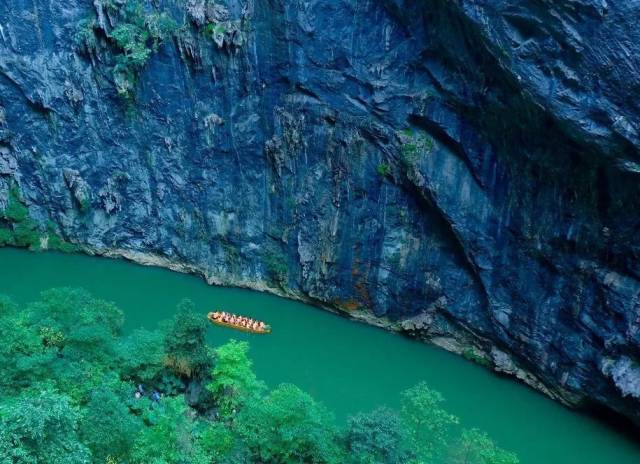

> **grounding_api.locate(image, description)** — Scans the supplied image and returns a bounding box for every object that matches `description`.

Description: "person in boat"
[259,321,265,330]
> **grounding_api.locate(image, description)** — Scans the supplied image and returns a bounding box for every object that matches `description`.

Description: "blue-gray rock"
[0,0,639,425]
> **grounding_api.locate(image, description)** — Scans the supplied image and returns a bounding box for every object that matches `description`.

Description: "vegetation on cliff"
[0,288,518,463]
[0,186,78,252]
[73,0,247,99]
[75,0,178,98]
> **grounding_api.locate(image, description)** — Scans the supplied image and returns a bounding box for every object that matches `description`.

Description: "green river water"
[1,248,638,463]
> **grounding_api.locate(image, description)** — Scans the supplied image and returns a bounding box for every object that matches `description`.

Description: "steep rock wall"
[0,0,639,424]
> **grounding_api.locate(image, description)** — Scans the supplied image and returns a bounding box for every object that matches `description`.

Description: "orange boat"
[207,311,272,334]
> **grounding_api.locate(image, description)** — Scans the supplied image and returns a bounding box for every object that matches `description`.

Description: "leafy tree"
[0,289,125,400]
[344,407,412,464]
[130,396,208,464]
[79,383,140,462]
[0,295,45,394]
[0,387,91,464]
[25,288,124,366]
[453,429,519,464]
[164,299,212,378]
[235,383,342,464]
[206,339,265,419]
[198,422,240,463]
[119,328,165,383]
[400,382,459,463]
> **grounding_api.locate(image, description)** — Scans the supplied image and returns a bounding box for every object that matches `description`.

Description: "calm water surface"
[1,248,638,463]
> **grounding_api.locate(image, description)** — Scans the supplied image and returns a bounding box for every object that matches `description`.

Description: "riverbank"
[79,245,582,412]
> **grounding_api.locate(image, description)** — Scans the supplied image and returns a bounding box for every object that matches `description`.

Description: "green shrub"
[0,228,13,246]
[377,163,391,177]
[145,11,178,44]
[462,347,492,367]
[26,288,124,366]
[399,129,435,168]
[13,219,40,249]
[0,187,41,249]
[265,251,288,284]
[111,23,152,67]
[118,328,165,383]
[3,186,28,222]
[203,22,227,43]
[0,388,91,463]
[131,396,208,464]
[74,17,98,55]
[453,429,520,464]
[79,385,140,462]
[47,234,79,253]
[198,422,239,462]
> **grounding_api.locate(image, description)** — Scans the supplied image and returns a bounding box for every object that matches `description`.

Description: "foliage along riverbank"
[0,287,518,463]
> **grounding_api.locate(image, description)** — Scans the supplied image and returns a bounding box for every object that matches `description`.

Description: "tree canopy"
[206,339,265,419]
[345,406,412,464]
[0,288,519,464]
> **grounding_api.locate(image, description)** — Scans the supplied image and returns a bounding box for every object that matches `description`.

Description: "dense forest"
[0,288,518,463]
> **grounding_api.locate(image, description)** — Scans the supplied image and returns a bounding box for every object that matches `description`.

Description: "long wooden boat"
[207,311,272,334]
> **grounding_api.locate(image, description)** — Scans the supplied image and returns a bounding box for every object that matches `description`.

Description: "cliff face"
[1,0,639,424]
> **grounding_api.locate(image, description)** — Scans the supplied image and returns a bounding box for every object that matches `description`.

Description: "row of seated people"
[212,311,266,331]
